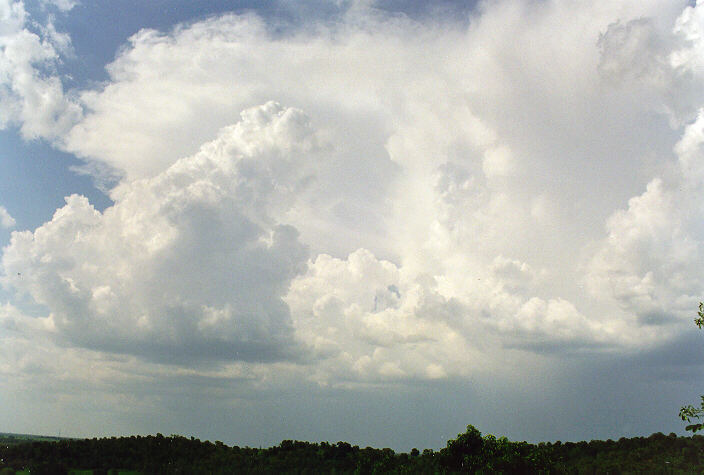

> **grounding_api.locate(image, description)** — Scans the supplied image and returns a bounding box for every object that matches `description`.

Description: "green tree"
[680,302,704,432]
[441,425,485,472]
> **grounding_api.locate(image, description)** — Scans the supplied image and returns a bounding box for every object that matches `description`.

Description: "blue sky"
[1,0,704,451]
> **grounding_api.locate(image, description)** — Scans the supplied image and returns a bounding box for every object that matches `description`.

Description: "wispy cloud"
[0,206,15,228]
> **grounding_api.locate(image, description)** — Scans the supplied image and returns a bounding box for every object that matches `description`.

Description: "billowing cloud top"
[2,0,704,442]
[3,102,314,363]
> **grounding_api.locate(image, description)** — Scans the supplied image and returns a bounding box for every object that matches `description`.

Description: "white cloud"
[595,11,704,126]
[286,245,625,386]
[287,249,484,384]
[0,0,81,140]
[0,205,15,228]
[5,0,704,395]
[598,18,671,88]
[2,102,314,363]
[587,110,704,329]
[41,0,77,12]
[671,0,704,74]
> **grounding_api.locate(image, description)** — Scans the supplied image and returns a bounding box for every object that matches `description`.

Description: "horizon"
[1,426,698,448]
[1,0,704,452]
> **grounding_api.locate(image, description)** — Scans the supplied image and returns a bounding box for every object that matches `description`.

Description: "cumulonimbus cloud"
[3,0,704,390]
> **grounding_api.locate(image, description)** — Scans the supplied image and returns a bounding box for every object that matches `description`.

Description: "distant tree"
[680,302,704,432]
[441,425,485,471]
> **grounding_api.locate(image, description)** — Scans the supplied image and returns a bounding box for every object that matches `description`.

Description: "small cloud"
[41,0,78,12]
[0,206,16,228]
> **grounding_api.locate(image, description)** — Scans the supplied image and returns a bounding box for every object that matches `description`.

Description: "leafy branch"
[680,303,704,432]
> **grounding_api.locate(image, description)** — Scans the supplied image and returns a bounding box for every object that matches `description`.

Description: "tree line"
[2,425,704,474]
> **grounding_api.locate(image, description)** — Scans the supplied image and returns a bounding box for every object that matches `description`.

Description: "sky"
[1,0,704,451]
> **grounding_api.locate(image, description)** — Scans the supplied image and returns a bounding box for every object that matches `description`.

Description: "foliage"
[439,425,556,473]
[680,396,704,434]
[2,428,704,474]
[679,302,704,433]
[695,302,704,329]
